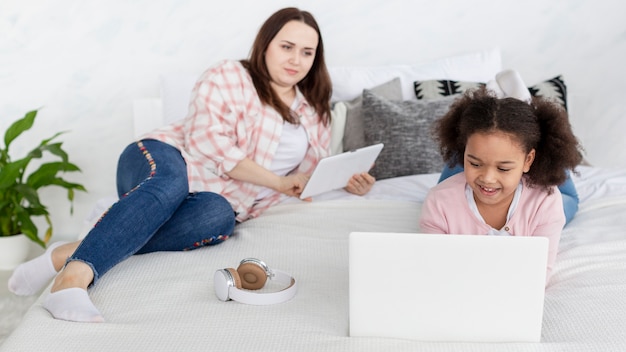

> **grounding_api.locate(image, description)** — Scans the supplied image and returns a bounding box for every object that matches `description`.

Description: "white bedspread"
[2,167,626,352]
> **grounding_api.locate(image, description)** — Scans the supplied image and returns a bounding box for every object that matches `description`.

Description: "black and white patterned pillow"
[413,75,568,111]
[414,81,484,100]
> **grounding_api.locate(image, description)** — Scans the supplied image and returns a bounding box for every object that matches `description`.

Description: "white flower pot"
[0,234,31,270]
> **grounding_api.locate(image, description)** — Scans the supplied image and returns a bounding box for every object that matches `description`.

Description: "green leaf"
[24,136,67,164]
[0,158,29,189]
[4,110,38,149]
[14,183,43,208]
[26,161,82,189]
[1,109,86,247]
[42,142,70,163]
[40,131,65,146]
[0,199,10,211]
[15,209,46,248]
[43,215,53,243]
[49,178,87,192]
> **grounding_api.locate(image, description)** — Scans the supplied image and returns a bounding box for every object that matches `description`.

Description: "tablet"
[299,143,383,199]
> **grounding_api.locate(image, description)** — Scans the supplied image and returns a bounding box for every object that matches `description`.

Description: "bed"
[2,48,626,352]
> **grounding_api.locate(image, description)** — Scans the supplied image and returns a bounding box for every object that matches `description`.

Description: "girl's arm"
[531,188,566,284]
[419,191,450,234]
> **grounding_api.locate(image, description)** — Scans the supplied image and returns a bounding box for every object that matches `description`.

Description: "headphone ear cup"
[237,262,267,290]
[225,268,242,289]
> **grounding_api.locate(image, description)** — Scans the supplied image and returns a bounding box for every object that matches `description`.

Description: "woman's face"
[464,131,535,210]
[265,20,318,92]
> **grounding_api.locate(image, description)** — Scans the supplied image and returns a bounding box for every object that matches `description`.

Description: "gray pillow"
[342,77,402,152]
[362,90,458,179]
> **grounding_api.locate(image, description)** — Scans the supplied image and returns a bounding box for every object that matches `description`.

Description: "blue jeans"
[69,139,236,284]
[438,164,579,225]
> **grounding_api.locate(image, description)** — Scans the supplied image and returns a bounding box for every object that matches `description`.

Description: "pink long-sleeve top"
[419,173,565,280]
[143,60,331,221]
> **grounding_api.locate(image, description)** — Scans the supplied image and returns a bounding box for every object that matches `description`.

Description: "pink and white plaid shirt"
[143,60,331,221]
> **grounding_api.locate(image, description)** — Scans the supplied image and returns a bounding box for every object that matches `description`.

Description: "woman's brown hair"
[241,7,332,125]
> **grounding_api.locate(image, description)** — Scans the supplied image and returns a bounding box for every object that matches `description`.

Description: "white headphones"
[214,258,297,305]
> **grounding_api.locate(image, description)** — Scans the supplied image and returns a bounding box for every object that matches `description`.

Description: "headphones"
[214,258,297,305]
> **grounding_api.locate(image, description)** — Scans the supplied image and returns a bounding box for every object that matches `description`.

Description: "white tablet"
[299,143,383,199]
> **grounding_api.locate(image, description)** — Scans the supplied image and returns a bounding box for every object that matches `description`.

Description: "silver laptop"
[299,143,383,199]
[349,232,548,342]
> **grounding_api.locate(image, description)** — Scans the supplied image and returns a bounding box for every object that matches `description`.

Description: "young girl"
[419,84,583,282]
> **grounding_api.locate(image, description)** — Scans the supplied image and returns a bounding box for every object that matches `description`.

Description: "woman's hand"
[276,173,310,198]
[345,172,375,196]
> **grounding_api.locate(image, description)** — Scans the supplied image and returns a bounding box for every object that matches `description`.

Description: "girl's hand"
[345,172,375,196]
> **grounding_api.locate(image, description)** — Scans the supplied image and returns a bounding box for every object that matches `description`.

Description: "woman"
[9,7,375,323]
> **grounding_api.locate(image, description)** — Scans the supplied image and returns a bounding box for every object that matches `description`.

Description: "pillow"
[361,91,458,180]
[412,75,591,166]
[414,75,568,110]
[342,77,402,152]
[528,76,568,110]
[328,48,502,101]
[414,81,484,100]
[329,102,347,155]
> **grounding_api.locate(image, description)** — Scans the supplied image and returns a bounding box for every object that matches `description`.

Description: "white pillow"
[328,47,502,101]
[158,48,502,133]
[330,102,347,155]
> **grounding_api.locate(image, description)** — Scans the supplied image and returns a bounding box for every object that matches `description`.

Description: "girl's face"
[265,20,318,93]
[464,131,535,210]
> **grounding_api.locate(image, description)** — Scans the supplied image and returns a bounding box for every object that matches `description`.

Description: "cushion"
[329,102,347,155]
[414,75,568,110]
[342,77,402,152]
[329,48,501,101]
[527,76,568,110]
[361,91,458,180]
[412,75,590,166]
[415,81,485,100]
[158,48,501,143]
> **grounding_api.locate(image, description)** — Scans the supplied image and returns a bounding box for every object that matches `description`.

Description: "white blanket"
[2,167,626,352]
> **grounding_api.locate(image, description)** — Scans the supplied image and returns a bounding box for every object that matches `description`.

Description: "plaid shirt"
[144,60,330,221]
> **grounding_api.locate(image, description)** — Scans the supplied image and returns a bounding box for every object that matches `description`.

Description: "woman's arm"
[226,158,309,197]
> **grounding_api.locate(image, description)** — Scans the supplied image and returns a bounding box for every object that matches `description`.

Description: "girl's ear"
[523,148,536,173]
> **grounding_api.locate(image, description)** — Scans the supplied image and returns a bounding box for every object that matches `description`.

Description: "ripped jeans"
[68,139,236,284]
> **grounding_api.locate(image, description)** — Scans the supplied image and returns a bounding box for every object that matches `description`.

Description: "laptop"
[299,143,383,199]
[349,232,548,342]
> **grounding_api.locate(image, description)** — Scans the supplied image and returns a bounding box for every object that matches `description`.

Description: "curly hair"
[433,87,583,191]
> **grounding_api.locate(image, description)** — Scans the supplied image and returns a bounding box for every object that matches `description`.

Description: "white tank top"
[256,121,308,200]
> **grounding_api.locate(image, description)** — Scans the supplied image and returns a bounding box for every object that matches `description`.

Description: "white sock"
[495,69,531,102]
[43,288,105,323]
[8,241,67,296]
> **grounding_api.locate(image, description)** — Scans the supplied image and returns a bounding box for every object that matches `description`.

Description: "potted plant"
[0,109,86,269]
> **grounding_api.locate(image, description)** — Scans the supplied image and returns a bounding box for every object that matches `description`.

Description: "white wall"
[2,0,625,241]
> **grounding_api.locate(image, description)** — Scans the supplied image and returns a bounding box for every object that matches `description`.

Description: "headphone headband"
[214,258,297,305]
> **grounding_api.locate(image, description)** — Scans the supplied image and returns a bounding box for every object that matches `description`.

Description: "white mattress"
[2,166,626,352]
